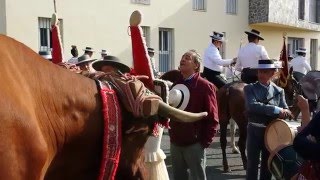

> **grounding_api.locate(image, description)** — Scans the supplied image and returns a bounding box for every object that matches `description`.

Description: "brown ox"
[0,35,206,179]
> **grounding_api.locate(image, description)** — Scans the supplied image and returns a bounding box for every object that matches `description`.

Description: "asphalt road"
[160,129,246,180]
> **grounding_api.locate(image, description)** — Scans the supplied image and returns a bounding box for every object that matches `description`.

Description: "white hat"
[296,47,307,53]
[168,84,190,110]
[210,31,226,42]
[83,47,95,52]
[100,49,108,55]
[254,59,282,69]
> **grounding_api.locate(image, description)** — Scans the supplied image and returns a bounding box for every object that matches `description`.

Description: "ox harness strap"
[95,79,122,180]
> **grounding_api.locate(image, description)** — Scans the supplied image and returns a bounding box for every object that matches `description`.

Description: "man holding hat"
[91,55,131,74]
[203,31,237,89]
[169,50,219,180]
[76,54,96,71]
[244,59,292,180]
[290,47,311,82]
[235,29,269,84]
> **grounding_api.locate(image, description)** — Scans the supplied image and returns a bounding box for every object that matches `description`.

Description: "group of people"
[37,29,318,180]
[38,45,161,75]
[168,29,317,180]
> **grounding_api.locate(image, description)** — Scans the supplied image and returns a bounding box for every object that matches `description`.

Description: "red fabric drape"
[130,26,155,90]
[51,14,64,64]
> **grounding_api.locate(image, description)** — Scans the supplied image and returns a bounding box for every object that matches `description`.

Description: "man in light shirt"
[290,47,312,82]
[203,31,237,89]
[235,29,269,84]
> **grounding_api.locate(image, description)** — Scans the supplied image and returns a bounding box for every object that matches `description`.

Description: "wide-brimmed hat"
[296,47,307,53]
[245,29,264,40]
[100,49,108,55]
[147,47,155,53]
[210,31,225,42]
[254,59,282,69]
[83,47,95,52]
[39,51,52,60]
[91,55,130,73]
[76,54,96,65]
[300,71,320,100]
[168,84,190,110]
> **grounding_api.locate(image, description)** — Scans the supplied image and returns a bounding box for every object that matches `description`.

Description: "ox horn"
[158,101,208,122]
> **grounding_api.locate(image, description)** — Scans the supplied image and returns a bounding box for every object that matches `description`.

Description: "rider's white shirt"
[203,43,233,72]
[235,42,269,71]
[289,56,311,75]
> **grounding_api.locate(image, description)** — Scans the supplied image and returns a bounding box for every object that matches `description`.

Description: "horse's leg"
[220,120,231,172]
[229,119,240,154]
[236,120,247,170]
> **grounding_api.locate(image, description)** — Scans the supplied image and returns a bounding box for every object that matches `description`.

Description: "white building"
[0,0,319,71]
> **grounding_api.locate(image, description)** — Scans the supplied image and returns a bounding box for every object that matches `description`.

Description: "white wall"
[3,0,319,70]
[0,0,6,34]
[4,0,249,69]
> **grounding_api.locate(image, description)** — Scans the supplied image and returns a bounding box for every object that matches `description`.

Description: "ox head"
[95,73,207,123]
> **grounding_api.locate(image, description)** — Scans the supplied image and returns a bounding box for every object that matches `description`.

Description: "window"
[38,17,63,51]
[299,0,305,20]
[141,26,150,47]
[287,37,304,56]
[226,0,237,14]
[159,28,174,72]
[309,0,320,23]
[131,0,150,5]
[193,0,206,11]
[38,17,51,51]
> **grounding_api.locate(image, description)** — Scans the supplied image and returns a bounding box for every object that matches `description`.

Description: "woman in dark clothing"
[293,95,320,179]
[293,112,320,160]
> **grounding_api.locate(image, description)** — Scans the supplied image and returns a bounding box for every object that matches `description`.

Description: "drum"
[268,145,304,180]
[265,119,300,152]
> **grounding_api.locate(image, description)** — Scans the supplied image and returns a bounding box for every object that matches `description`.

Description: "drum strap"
[251,88,281,105]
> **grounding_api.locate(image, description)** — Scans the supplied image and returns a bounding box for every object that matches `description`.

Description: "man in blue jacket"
[244,59,292,180]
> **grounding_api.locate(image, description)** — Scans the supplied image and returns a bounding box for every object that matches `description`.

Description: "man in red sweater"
[169,49,219,180]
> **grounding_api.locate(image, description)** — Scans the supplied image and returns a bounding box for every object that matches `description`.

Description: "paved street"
[160,129,246,180]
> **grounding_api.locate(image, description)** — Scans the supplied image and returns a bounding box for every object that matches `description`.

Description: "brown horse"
[218,68,301,172]
[217,82,247,172]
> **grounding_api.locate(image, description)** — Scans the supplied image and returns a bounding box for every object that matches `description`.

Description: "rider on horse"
[203,31,237,89]
[235,29,269,84]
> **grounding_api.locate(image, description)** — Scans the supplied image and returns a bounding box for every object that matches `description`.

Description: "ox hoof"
[231,147,240,154]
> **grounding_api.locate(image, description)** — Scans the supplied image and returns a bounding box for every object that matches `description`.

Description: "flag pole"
[278,32,288,87]
[53,0,57,13]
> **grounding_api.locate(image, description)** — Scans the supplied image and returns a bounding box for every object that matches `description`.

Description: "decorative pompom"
[130,10,142,26]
